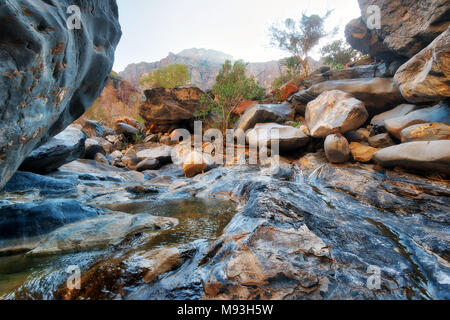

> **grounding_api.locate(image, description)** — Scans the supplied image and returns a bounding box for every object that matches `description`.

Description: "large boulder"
[324,134,350,164]
[357,0,450,58]
[400,122,450,143]
[246,123,310,152]
[19,127,86,174]
[373,140,450,175]
[235,103,294,132]
[139,86,205,133]
[306,90,369,138]
[290,78,405,115]
[345,17,400,62]
[0,0,122,190]
[394,28,450,103]
[384,102,450,139]
[0,200,101,255]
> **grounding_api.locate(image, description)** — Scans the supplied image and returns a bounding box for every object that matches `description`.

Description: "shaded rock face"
[368,133,395,148]
[291,78,405,115]
[345,17,400,62]
[235,103,294,132]
[384,102,450,139]
[357,0,450,58]
[19,127,86,174]
[394,27,450,103]
[306,90,369,138]
[324,134,350,164]
[0,200,101,255]
[373,140,450,175]
[371,104,419,128]
[0,0,122,189]
[246,123,310,152]
[401,122,450,142]
[139,87,205,133]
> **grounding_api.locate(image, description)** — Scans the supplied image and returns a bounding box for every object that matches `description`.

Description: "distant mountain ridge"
[119,48,285,91]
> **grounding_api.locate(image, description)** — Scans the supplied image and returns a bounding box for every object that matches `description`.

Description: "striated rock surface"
[394,28,450,103]
[306,90,368,138]
[400,122,450,143]
[19,127,86,174]
[0,0,122,190]
[357,0,450,58]
[373,140,450,174]
[371,104,419,128]
[139,87,205,133]
[291,78,405,115]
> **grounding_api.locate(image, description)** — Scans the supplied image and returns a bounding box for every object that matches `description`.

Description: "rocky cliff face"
[119,48,284,90]
[0,0,122,189]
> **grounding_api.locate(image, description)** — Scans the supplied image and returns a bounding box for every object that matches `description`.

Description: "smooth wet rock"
[350,142,379,163]
[19,127,86,174]
[357,0,450,58]
[385,103,450,139]
[246,123,310,152]
[394,27,450,103]
[0,200,101,255]
[291,78,405,115]
[324,134,350,164]
[373,140,450,174]
[368,133,396,148]
[235,103,294,132]
[400,122,450,143]
[136,158,161,172]
[84,139,106,160]
[28,213,178,256]
[306,90,368,138]
[371,104,419,128]
[0,0,121,190]
[1,171,77,195]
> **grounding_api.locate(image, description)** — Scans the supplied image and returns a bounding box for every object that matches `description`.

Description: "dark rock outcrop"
[357,0,450,58]
[19,127,86,174]
[139,87,205,133]
[0,0,122,189]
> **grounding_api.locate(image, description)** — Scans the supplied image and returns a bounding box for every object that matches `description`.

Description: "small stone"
[350,142,379,163]
[368,133,396,148]
[324,134,350,164]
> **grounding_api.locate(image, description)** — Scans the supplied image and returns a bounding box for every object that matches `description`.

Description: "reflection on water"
[0,199,236,299]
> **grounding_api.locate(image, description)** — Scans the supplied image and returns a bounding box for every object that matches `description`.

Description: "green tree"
[198,60,265,132]
[139,64,190,89]
[320,39,363,69]
[269,11,334,80]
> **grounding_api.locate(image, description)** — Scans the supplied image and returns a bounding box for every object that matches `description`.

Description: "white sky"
[113,0,362,72]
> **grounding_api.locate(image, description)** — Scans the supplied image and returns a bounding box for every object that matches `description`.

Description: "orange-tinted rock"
[281,82,299,101]
[233,100,258,115]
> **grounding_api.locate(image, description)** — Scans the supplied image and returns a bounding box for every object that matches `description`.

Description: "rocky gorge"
[0,0,449,301]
